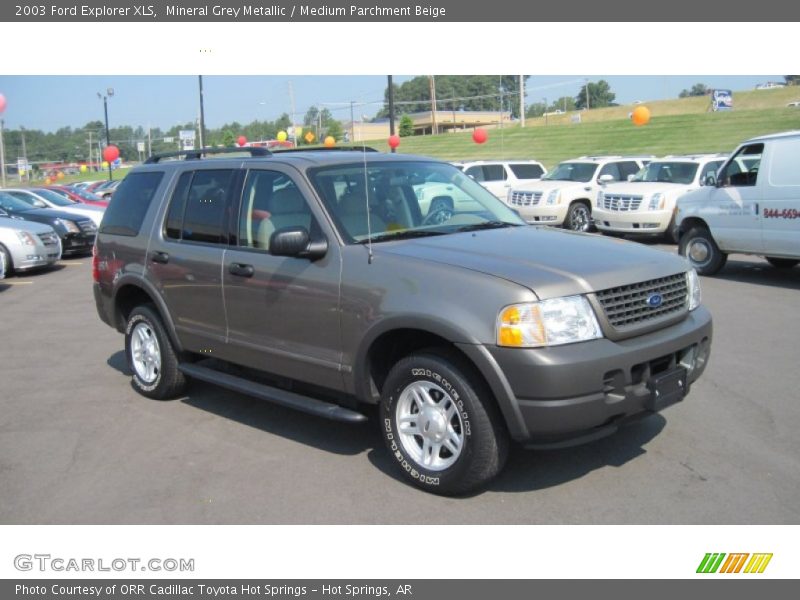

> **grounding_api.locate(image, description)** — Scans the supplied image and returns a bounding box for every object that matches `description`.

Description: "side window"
[617,161,640,181]
[509,163,545,179]
[465,166,484,182]
[700,161,724,184]
[165,172,192,240]
[598,162,622,182]
[482,164,506,182]
[179,169,236,244]
[99,171,164,236]
[239,170,314,250]
[719,144,763,187]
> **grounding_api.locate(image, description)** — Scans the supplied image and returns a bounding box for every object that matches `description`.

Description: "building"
[345,110,512,142]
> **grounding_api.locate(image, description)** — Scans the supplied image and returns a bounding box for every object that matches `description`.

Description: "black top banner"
[3,0,799,22]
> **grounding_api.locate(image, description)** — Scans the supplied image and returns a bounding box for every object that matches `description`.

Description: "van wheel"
[765,257,799,269]
[565,202,592,232]
[379,350,509,495]
[125,305,187,400]
[679,227,727,275]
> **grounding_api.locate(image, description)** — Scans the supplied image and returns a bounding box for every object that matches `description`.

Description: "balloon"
[304,131,315,144]
[57,172,65,180]
[80,164,88,173]
[102,145,120,162]
[324,136,335,148]
[0,93,6,114]
[277,131,287,142]
[44,177,51,185]
[388,135,400,149]
[632,106,651,126]
[472,128,488,144]
[237,135,247,146]
[102,161,109,169]
[20,170,26,177]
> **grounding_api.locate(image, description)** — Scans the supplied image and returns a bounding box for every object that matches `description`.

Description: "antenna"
[359,107,373,264]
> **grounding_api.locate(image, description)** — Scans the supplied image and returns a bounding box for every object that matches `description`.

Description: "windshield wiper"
[454,221,520,232]
[356,229,447,244]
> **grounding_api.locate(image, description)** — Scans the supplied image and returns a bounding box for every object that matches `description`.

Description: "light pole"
[97,87,114,181]
[543,97,548,126]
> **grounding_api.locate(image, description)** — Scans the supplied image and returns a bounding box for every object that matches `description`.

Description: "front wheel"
[125,305,187,399]
[380,351,509,495]
[0,244,11,279]
[565,202,592,232]
[679,227,727,275]
[766,257,799,269]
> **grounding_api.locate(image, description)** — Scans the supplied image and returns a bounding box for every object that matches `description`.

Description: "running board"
[178,363,367,424]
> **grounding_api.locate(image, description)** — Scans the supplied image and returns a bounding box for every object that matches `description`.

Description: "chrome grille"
[596,273,688,329]
[78,220,97,233]
[601,194,643,211]
[37,231,60,246]
[509,190,542,206]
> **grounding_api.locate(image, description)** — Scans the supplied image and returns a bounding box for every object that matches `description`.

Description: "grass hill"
[392,86,800,167]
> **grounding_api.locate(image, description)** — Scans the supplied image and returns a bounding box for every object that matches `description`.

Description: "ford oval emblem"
[646,293,663,308]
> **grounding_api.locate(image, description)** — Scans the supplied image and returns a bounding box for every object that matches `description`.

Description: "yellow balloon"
[277,131,287,142]
[57,172,65,180]
[324,136,335,148]
[102,161,109,168]
[19,170,26,177]
[80,165,88,173]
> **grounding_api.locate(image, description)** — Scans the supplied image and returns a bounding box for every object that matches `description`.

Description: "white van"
[676,131,800,275]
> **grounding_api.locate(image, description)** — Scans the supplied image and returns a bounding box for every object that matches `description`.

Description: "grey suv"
[94,147,712,495]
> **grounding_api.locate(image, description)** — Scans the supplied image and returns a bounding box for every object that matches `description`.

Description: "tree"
[221,130,236,147]
[398,115,414,137]
[679,83,709,98]
[326,120,344,142]
[550,96,576,112]
[525,102,547,118]
[785,76,800,86]
[575,80,616,110]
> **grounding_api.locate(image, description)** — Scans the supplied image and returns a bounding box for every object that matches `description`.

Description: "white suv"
[506,156,649,231]
[594,154,727,242]
[459,160,547,201]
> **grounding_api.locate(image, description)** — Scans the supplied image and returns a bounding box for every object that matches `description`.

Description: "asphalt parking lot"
[1,246,798,525]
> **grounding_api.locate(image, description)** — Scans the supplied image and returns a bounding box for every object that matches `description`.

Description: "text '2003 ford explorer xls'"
[93,147,712,495]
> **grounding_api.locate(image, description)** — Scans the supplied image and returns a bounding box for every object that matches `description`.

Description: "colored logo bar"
[697,553,773,574]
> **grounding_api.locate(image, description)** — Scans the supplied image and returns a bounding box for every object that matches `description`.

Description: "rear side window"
[482,164,506,182]
[509,163,544,179]
[99,172,164,236]
[163,169,236,244]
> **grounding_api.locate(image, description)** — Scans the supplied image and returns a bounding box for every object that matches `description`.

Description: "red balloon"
[472,128,488,144]
[0,93,7,114]
[237,135,247,147]
[388,135,400,149]
[102,145,120,163]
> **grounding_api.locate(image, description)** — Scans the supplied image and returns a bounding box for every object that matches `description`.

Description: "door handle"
[229,263,254,278]
[150,251,169,264]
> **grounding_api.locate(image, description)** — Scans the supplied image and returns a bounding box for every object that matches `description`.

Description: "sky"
[0,74,788,133]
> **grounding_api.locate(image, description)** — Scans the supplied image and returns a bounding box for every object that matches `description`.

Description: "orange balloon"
[324,136,335,148]
[57,171,65,180]
[44,177,52,185]
[632,106,651,126]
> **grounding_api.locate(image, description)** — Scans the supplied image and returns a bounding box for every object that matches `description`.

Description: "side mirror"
[269,226,328,261]
[703,172,717,187]
[598,174,616,185]
[626,174,636,182]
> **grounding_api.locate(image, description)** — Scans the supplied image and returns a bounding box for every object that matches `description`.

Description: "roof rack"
[271,146,379,153]
[144,146,271,164]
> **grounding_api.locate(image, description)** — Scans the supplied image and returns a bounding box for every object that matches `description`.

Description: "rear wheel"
[380,350,509,495]
[565,201,592,232]
[125,305,187,399]
[679,227,727,275]
[765,257,799,269]
[0,244,11,279]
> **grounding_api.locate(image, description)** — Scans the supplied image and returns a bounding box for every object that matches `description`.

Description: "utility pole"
[520,75,526,128]
[429,75,438,135]
[98,88,114,180]
[543,98,548,126]
[20,126,28,183]
[288,80,297,147]
[198,75,206,149]
[499,86,504,131]
[87,130,93,170]
[349,101,355,143]
[147,124,152,157]
[585,79,590,110]
[0,119,6,187]
[388,75,396,152]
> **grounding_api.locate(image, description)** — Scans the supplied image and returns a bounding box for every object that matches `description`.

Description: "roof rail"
[271,146,379,153]
[144,146,272,164]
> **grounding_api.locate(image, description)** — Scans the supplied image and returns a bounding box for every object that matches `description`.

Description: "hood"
[0,215,56,234]
[511,179,590,194]
[53,204,104,224]
[376,226,690,299]
[601,181,695,197]
[13,207,91,223]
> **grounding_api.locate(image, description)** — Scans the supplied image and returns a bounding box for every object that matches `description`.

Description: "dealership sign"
[711,89,733,111]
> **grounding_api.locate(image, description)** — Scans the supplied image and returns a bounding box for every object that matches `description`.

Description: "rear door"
[761,137,800,257]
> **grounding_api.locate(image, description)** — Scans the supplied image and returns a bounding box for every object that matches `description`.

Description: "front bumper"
[594,208,673,234]
[61,233,95,255]
[12,242,61,271]
[516,204,568,225]
[458,306,712,446]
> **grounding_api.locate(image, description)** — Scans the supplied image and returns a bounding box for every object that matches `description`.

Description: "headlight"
[686,269,701,311]
[15,230,37,246]
[546,189,561,205]
[497,296,603,348]
[55,218,80,233]
[648,193,665,210]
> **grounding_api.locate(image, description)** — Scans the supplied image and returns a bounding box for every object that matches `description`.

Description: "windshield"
[0,192,38,213]
[33,188,75,206]
[632,161,699,184]
[543,162,597,183]
[308,161,524,243]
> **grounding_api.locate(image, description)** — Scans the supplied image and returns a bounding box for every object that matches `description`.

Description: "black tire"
[665,215,679,244]
[379,350,509,495]
[0,244,12,279]
[124,304,187,400]
[565,201,592,232]
[765,257,799,269]
[679,226,727,275]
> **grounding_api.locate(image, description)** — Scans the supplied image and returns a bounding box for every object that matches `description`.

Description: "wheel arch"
[112,276,184,353]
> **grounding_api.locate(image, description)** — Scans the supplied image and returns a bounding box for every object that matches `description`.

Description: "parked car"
[94,147,711,495]
[507,156,651,231]
[677,131,800,274]
[0,204,62,277]
[46,185,109,208]
[459,160,547,201]
[92,179,123,199]
[0,192,96,256]
[3,187,105,226]
[594,154,728,242]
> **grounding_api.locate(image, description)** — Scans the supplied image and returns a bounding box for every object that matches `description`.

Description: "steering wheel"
[422,205,454,226]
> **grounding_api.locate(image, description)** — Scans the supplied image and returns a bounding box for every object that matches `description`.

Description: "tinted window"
[482,164,506,182]
[598,163,622,181]
[700,160,724,183]
[180,170,236,244]
[239,171,313,250]
[544,162,597,183]
[617,161,641,180]
[720,144,763,187]
[165,172,193,240]
[99,172,164,236]
[464,166,484,182]
[509,163,544,179]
